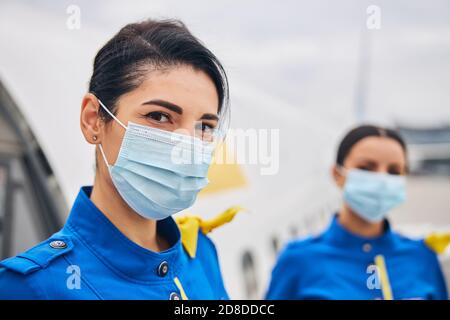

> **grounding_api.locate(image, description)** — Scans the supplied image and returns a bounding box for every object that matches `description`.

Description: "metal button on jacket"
[49,240,67,249]
[362,243,372,253]
[157,261,169,277]
[170,292,180,300]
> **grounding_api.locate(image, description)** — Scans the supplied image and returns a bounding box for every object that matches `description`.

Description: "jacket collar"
[322,214,394,250]
[65,186,186,283]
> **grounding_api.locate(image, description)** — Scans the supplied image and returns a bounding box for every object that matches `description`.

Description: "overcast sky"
[15,0,450,126]
[2,0,450,128]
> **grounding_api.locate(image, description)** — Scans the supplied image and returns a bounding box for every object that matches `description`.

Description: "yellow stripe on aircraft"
[200,142,247,196]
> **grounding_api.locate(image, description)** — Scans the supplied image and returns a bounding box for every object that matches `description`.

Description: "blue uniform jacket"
[0,187,229,300]
[266,215,448,300]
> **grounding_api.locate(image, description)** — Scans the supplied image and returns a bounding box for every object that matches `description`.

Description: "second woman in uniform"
[266,125,448,300]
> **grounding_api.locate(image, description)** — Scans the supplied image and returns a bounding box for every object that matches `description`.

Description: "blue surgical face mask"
[97,99,215,220]
[340,168,406,223]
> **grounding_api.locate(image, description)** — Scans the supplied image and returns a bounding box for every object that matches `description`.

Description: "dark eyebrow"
[142,99,183,114]
[354,158,378,166]
[142,99,218,121]
[200,113,219,121]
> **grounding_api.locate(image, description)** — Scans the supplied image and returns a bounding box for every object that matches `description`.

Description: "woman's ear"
[332,164,346,189]
[80,93,103,144]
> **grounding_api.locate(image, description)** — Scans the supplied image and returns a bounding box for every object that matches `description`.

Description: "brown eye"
[146,111,170,123]
[355,160,378,172]
[388,167,402,175]
[202,122,215,132]
[195,122,216,141]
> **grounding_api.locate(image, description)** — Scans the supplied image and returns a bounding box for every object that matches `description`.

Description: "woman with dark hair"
[266,125,448,300]
[0,19,234,300]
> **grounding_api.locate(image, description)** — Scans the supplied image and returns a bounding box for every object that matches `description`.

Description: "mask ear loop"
[98,144,111,170]
[336,165,347,177]
[96,98,127,169]
[97,98,127,130]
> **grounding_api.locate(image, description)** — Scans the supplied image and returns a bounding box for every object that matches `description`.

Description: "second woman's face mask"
[97,99,215,220]
[341,168,407,223]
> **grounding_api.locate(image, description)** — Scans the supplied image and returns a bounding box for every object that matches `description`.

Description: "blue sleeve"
[197,232,229,300]
[0,268,43,300]
[265,243,301,300]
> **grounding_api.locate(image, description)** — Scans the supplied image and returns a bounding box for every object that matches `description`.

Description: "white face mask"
[340,168,407,223]
[97,99,215,220]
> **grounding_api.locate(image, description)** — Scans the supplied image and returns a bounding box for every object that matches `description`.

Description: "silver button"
[170,292,180,300]
[49,240,67,249]
[363,243,372,253]
[157,261,169,277]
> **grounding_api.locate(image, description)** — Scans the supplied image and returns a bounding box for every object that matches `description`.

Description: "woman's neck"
[90,174,169,252]
[338,205,385,238]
